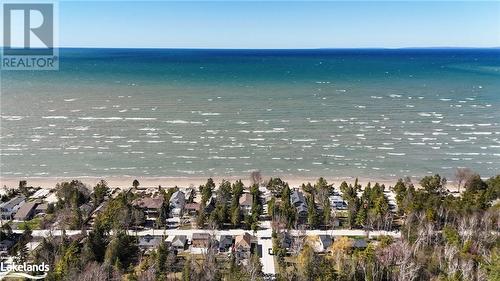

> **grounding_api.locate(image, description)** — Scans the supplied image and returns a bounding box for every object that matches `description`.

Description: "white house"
[0,196,26,220]
[169,190,185,217]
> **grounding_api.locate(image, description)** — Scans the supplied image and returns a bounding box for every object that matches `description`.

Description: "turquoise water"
[1,49,499,179]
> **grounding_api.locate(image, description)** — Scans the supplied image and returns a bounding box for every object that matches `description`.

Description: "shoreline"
[0,175,460,190]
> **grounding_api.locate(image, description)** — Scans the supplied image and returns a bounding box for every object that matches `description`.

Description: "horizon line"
[5,46,499,50]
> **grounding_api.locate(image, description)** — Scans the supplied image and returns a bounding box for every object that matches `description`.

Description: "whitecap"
[125,117,156,121]
[292,138,317,142]
[1,115,23,121]
[43,116,67,119]
[404,132,424,136]
[200,112,221,116]
[165,120,189,124]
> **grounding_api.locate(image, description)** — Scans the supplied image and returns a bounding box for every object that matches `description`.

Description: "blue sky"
[59,1,500,48]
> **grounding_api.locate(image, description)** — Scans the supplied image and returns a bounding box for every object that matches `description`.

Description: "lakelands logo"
[1,0,59,70]
[0,261,50,279]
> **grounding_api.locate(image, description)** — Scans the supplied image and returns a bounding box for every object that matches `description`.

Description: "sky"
[58,1,500,48]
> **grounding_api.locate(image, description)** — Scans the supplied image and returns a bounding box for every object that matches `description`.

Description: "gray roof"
[35,203,48,211]
[353,239,368,248]
[318,235,332,249]
[0,196,26,210]
[170,190,185,201]
[13,201,37,220]
[170,191,185,207]
[172,235,187,247]
[296,204,308,215]
[219,235,233,245]
[139,235,163,247]
[0,240,14,250]
[290,190,305,206]
[79,203,93,215]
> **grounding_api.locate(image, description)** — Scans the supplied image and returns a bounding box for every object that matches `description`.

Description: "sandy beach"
[0,175,459,191]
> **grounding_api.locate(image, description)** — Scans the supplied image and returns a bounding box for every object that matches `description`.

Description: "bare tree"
[246,252,263,281]
[455,168,474,193]
[250,170,262,186]
[394,241,420,281]
[198,236,219,281]
[77,262,111,281]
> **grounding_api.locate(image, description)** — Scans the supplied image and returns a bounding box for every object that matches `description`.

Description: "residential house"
[291,189,305,207]
[296,204,308,218]
[13,201,38,221]
[138,234,163,251]
[171,235,187,252]
[169,190,185,217]
[184,187,196,202]
[234,233,253,261]
[313,235,333,253]
[133,196,164,219]
[329,194,348,210]
[0,196,26,219]
[184,203,201,216]
[29,189,50,200]
[239,193,253,215]
[0,240,14,256]
[34,203,48,215]
[79,203,94,219]
[290,190,307,220]
[204,196,216,213]
[191,233,211,251]
[218,235,233,252]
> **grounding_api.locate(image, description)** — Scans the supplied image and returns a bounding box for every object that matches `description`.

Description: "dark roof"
[318,235,332,249]
[139,235,163,247]
[219,235,233,245]
[353,239,368,248]
[0,240,14,250]
[0,196,25,210]
[291,190,305,206]
[296,204,308,215]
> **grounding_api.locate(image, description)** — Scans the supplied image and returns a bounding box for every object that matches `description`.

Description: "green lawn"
[19,217,42,230]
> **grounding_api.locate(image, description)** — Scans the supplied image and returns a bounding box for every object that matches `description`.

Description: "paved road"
[13,227,400,277]
[13,228,400,239]
[13,229,401,238]
[258,236,275,275]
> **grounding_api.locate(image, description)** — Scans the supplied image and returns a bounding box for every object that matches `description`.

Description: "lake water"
[1,48,499,179]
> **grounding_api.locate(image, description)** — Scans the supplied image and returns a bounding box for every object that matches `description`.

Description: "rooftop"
[0,196,26,210]
[235,233,252,249]
[239,193,253,206]
[133,196,164,209]
[13,201,37,220]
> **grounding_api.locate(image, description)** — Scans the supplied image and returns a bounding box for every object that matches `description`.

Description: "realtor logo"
[1,1,59,70]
